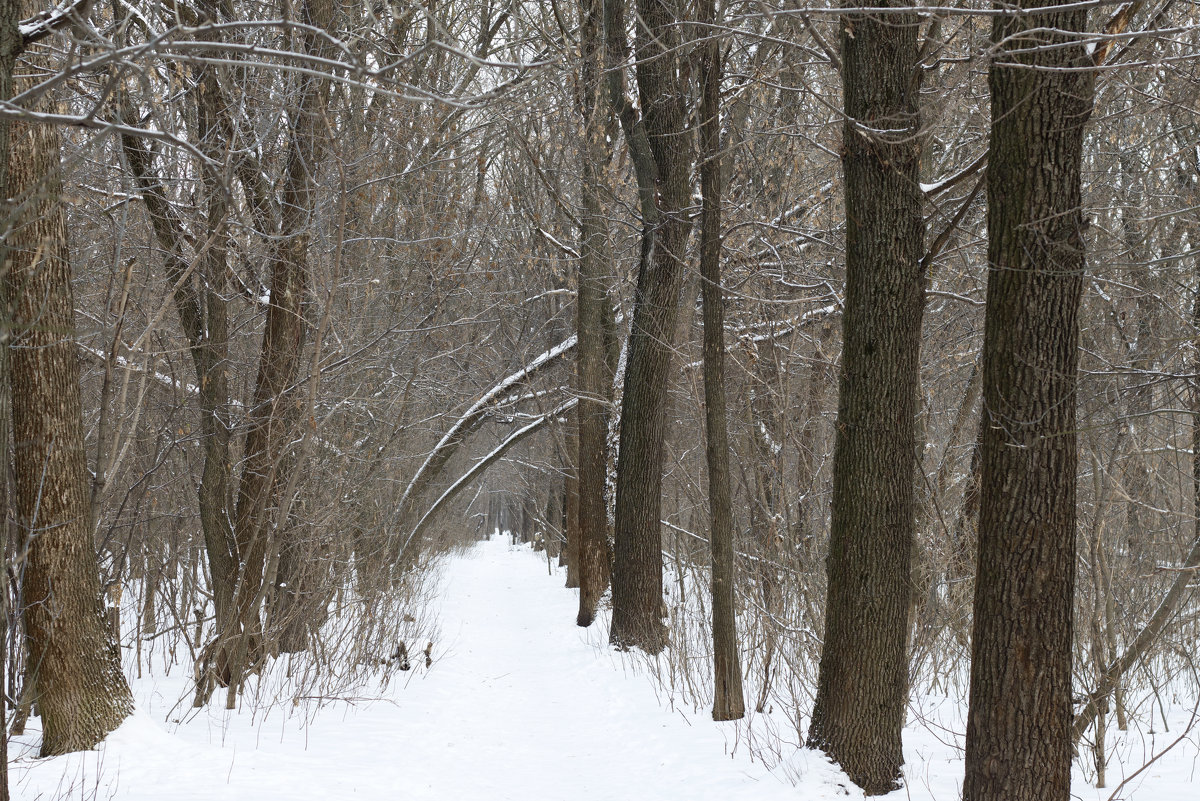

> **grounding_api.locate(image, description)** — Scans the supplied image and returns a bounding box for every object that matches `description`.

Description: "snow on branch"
[76,345,360,458]
[682,303,839,371]
[395,333,577,516]
[19,0,90,44]
[78,345,200,398]
[399,397,578,556]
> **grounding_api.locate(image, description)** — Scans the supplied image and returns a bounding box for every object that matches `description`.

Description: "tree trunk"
[118,45,239,695]
[806,5,924,794]
[5,28,133,753]
[962,3,1094,799]
[605,0,692,654]
[0,3,17,792]
[698,3,744,722]
[575,0,615,628]
[226,0,336,702]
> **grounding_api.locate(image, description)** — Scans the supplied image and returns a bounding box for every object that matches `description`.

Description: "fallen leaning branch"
[394,334,577,525]
[398,396,578,557]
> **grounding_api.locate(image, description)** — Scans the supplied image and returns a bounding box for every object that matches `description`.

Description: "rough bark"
[806,5,924,794]
[5,28,133,753]
[698,2,744,722]
[605,0,692,654]
[0,1,17,791]
[962,3,1094,800]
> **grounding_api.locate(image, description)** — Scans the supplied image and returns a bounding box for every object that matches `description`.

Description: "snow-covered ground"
[8,537,1199,800]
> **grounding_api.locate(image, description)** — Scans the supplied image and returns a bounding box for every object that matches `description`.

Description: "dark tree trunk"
[962,3,1094,800]
[698,2,744,722]
[5,29,133,753]
[575,0,615,628]
[605,0,692,654]
[0,2,17,792]
[807,5,924,794]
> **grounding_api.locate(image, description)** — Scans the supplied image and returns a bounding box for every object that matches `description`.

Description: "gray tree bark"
[575,0,615,628]
[604,0,692,653]
[0,1,18,792]
[698,0,744,722]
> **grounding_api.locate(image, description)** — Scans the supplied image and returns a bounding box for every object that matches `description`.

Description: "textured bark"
[605,0,692,653]
[0,2,17,792]
[962,3,1094,800]
[806,5,924,794]
[5,33,133,753]
[698,1,744,722]
[575,0,614,628]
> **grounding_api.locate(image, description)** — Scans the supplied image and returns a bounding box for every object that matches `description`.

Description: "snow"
[8,538,1200,800]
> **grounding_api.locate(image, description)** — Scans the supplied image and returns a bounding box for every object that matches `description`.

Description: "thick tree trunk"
[0,3,17,792]
[698,3,744,722]
[962,3,1094,800]
[806,5,924,794]
[5,30,133,753]
[605,0,692,654]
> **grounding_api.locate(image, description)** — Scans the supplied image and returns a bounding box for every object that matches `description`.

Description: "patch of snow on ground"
[8,537,1199,800]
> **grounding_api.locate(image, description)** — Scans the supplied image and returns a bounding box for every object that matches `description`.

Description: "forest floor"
[8,537,1199,800]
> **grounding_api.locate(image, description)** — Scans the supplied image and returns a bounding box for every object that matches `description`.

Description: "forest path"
[9,537,807,801]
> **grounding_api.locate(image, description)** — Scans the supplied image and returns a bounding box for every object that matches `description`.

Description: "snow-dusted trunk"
[574,0,615,627]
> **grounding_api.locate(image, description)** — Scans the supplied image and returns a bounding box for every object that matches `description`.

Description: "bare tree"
[807,4,925,793]
[963,1,1094,799]
[574,0,616,628]
[4,11,133,754]
[698,0,744,722]
[0,1,18,793]
[605,0,693,653]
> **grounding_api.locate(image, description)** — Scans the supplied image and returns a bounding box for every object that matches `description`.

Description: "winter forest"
[0,0,1198,798]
